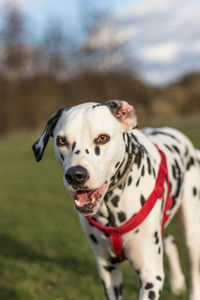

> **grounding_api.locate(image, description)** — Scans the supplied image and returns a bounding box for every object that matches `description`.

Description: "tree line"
[0,5,199,135]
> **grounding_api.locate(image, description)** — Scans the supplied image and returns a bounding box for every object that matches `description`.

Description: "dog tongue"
[75,192,90,204]
[74,182,107,206]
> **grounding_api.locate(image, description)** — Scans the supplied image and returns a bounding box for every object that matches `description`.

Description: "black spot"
[135,151,142,169]
[156,275,162,281]
[109,256,123,264]
[172,165,177,179]
[171,160,182,208]
[85,149,89,154]
[140,195,146,206]
[145,283,154,289]
[104,265,116,272]
[136,269,140,275]
[104,191,113,202]
[152,168,156,179]
[115,161,120,168]
[114,286,119,299]
[172,159,181,179]
[141,165,145,176]
[186,157,194,170]
[122,132,126,141]
[117,171,121,179]
[136,178,140,187]
[111,175,115,181]
[148,290,156,300]
[158,247,161,254]
[90,234,98,244]
[184,146,189,157]
[146,156,152,175]
[131,142,137,153]
[172,145,180,154]
[128,176,132,186]
[113,284,123,299]
[60,153,64,161]
[193,187,197,196]
[117,212,126,223]
[75,150,80,154]
[154,231,159,244]
[135,229,139,234]
[118,184,123,190]
[114,284,123,299]
[164,144,173,152]
[92,104,101,109]
[95,145,100,156]
[108,211,116,226]
[161,197,164,211]
[111,195,120,207]
[72,142,76,151]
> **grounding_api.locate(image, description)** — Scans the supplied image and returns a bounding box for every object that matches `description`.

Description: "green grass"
[0,121,199,300]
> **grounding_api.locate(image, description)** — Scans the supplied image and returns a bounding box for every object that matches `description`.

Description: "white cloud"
[86,0,200,86]
[139,42,180,64]
[115,0,174,19]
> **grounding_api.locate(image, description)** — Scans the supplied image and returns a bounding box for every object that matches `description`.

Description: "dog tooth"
[75,200,81,207]
[91,198,95,204]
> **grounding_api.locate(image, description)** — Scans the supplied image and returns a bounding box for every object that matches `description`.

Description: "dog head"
[33,100,137,216]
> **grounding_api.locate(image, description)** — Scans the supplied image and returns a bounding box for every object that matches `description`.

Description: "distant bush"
[151,72,200,120]
[0,71,155,134]
[1,71,200,135]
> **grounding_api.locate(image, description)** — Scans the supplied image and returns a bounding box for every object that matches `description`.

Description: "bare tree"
[1,4,28,78]
[41,18,69,77]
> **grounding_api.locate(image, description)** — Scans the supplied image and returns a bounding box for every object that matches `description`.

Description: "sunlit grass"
[0,120,199,300]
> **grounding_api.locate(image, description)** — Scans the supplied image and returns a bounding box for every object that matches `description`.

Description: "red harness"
[86,147,173,259]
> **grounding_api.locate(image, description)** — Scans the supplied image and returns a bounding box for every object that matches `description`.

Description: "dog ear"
[104,100,137,131]
[32,108,66,162]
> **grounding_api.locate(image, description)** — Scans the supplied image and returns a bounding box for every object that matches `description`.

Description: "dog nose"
[65,165,89,186]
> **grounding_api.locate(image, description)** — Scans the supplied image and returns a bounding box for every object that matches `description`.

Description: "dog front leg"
[97,257,123,300]
[138,269,164,300]
[125,235,165,300]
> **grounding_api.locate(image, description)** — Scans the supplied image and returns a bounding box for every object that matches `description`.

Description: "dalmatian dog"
[33,100,200,300]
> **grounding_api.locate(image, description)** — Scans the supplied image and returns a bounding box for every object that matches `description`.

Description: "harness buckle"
[155,186,165,198]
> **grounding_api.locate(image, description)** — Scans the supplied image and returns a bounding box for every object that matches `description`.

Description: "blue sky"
[1,0,200,86]
[0,0,133,41]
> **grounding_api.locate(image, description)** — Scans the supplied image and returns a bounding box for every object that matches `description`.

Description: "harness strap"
[110,234,124,258]
[86,147,172,259]
[162,175,173,234]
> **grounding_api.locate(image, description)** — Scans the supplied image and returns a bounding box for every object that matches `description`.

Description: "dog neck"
[96,130,151,226]
[108,131,146,191]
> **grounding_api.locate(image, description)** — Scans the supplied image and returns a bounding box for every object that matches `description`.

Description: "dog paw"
[170,275,186,295]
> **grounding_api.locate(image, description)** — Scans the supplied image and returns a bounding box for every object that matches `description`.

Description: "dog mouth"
[72,182,107,215]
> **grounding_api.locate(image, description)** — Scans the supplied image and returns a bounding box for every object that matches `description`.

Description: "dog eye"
[56,136,69,147]
[95,134,110,144]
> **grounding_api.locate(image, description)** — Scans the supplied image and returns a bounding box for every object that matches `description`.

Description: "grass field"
[0,120,199,300]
